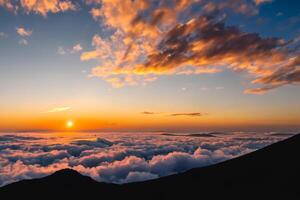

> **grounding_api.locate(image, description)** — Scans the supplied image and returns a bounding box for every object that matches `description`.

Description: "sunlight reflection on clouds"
[0,132,293,186]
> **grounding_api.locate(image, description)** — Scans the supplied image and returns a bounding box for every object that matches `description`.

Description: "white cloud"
[0,32,8,39]
[57,47,67,55]
[18,39,28,45]
[42,107,71,113]
[71,43,83,53]
[0,132,291,186]
[58,43,83,55]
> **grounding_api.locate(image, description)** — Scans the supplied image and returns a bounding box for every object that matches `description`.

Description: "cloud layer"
[0,131,291,186]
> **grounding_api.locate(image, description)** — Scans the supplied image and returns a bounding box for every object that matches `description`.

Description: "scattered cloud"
[180,87,188,92]
[2,1,297,94]
[200,87,209,91]
[276,12,283,17]
[71,43,83,53]
[42,107,71,113]
[0,0,77,16]
[18,38,28,45]
[58,43,83,55]
[16,27,32,37]
[57,46,67,55]
[141,111,207,117]
[141,111,159,115]
[216,86,225,90]
[0,32,8,39]
[16,27,32,45]
[0,0,16,12]
[170,112,207,117]
[253,0,273,6]
[80,0,299,93]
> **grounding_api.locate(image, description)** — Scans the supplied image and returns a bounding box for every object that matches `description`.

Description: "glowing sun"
[66,120,74,128]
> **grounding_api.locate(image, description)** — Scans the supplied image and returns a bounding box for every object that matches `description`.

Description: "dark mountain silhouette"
[1,134,300,199]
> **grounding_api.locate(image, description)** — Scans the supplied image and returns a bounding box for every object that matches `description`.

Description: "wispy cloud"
[216,86,225,90]
[0,0,15,12]
[18,38,28,45]
[57,47,67,55]
[58,43,83,55]
[0,32,7,39]
[170,113,207,117]
[141,111,159,115]
[42,107,71,114]
[254,0,273,6]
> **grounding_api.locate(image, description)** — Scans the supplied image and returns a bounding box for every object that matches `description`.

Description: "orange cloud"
[245,56,300,94]
[79,0,300,92]
[253,0,273,6]
[16,27,32,37]
[0,0,76,16]
[0,0,15,12]
[20,0,76,16]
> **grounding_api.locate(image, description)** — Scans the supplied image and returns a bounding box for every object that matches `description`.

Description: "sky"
[0,0,300,132]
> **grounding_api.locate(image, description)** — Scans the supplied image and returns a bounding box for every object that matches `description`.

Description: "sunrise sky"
[0,0,300,132]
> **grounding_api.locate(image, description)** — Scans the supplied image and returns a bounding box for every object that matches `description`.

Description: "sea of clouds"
[0,131,294,187]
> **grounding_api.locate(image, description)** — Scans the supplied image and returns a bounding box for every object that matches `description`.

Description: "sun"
[66,120,74,128]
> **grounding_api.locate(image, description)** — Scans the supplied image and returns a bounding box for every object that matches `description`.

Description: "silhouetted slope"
[1,134,300,199]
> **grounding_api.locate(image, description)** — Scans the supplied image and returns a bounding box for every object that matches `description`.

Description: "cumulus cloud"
[79,0,299,93]
[0,132,291,186]
[71,43,83,53]
[16,27,32,45]
[16,27,32,37]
